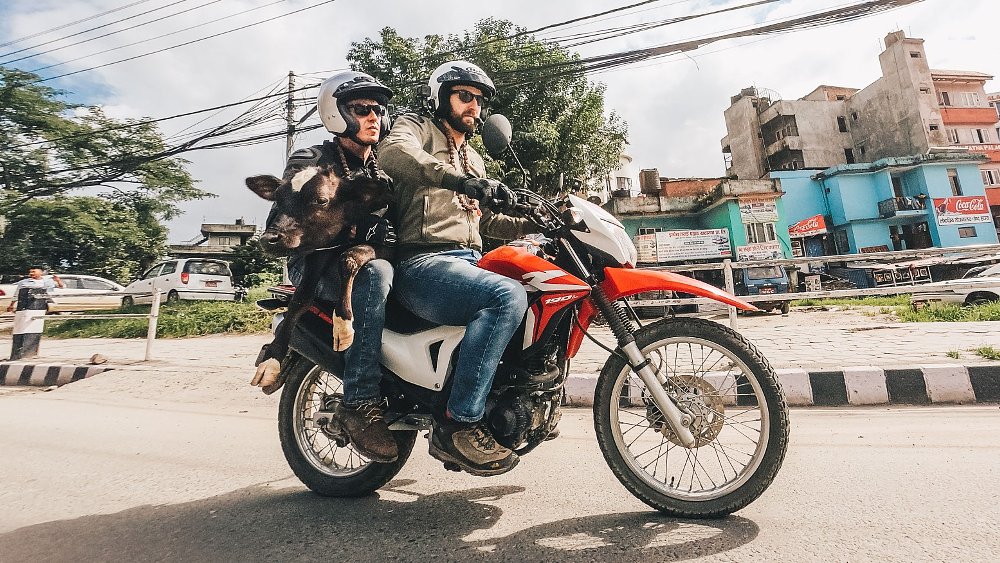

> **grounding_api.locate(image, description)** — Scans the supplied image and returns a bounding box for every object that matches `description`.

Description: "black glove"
[353,214,397,247]
[449,175,516,210]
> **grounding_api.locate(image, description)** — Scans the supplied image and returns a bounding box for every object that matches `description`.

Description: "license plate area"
[204,280,219,288]
[759,286,776,294]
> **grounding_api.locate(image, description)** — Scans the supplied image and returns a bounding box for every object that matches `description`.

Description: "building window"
[616,177,632,191]
[929,124,939,131]
[637,227,662,236]
[844,148,855,164]
[857,144,866,156]
[216,236,233,246]
[947,128,960,144]
[851,111,859,121]
[940,91,951,106]
[958,226,977,238]
[836,94,847,101]
[974,128,991,143]
[919,87,931,94]
[744,222,777,244]
[837,116,848,132]
[957,92,982,107]
[948,168,963,196]
[891,176,904,198]
[982,169,1000,186]
[909,51,921,58]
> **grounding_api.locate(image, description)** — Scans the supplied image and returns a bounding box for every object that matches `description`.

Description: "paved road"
[1,373,997,561]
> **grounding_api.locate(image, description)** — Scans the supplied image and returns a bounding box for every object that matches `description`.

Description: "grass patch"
[896,301,1000,323]
[946,350,961,359]
[974,346,1000,361]
[791,296,910,307]
[44,287,273,338]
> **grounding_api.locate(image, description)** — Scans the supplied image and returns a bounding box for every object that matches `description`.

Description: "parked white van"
[123,259,236,305]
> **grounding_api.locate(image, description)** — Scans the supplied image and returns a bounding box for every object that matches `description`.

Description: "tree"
[348,19,628,195]
[0,66,208,214]
[226,237,283,288]
[0,196,167,283]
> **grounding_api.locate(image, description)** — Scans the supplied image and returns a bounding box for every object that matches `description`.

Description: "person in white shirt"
[7,267,64,312]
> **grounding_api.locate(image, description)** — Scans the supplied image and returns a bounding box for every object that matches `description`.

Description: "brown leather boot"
[333,400,398,463]
[428,420,518,477]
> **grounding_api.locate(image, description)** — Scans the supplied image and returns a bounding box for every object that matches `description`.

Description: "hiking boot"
[428,420,519,477]
[333,400,398,463]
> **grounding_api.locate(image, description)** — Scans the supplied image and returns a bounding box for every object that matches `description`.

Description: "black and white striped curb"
[0,363,113,387]
[564,365,1000,407]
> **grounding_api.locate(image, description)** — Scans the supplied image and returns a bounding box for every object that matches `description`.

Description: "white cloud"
[2,0,997,241]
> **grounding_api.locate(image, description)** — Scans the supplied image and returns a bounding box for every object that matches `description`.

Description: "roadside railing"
[8,291,162,361]
[629,244,1000,328]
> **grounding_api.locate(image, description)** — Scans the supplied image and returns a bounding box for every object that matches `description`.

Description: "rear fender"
[600,267,758,311]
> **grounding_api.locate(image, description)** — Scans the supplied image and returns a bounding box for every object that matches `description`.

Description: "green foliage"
[896,301,1000,322]
[348,19,628,195]
[226,237,283,287]
[0,196,167,282]
[0,66,208,214]
[44,287,273,338]
[973,346,1000,361]
[945,350,961,359]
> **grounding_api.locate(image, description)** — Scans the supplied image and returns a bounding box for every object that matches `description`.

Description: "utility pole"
[285,70,295,159]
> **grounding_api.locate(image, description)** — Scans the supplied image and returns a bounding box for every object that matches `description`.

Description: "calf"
[245,164,391,393]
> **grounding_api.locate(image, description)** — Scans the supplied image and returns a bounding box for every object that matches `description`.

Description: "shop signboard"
[736,242,783,261]
[788,214,827,238]
[635,229,732,262]
[872,266,931,286]
[931,196,991,226]
[739,197,778,223]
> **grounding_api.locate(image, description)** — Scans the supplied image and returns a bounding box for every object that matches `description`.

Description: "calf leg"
[332,244,376,351]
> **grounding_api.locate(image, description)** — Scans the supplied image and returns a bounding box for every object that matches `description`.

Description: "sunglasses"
[346,103,386,117]
[452,89,488,107]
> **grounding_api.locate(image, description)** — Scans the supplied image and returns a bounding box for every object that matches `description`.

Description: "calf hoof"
[251,358,283,393]
[332,316,355,351]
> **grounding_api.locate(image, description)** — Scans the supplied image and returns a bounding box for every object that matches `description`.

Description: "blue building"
[773,152,997,256]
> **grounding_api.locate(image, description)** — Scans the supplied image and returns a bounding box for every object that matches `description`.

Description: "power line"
[0,0,156,49]
[0,0,196,61]
[23,0,293,74]
[3,0,224,66]
[28,0,337,83]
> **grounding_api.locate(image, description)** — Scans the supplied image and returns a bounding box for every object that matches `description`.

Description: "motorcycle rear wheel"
[278,360,416,497]
[594,317,789,518]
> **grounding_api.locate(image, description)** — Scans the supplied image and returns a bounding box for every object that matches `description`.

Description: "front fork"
[591,287,698,448]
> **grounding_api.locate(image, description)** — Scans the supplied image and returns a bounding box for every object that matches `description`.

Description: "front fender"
[600,267,759,311]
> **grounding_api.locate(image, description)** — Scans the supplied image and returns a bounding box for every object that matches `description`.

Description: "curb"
[0,363,113,387]
[564,364,1000,407]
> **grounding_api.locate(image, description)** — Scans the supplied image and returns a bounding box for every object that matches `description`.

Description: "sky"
[1,0,998,242]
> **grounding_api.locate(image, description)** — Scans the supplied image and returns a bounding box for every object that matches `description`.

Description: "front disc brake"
[646,375,725,447]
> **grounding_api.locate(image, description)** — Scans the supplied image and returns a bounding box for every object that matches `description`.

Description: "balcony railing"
[878,196,926,218]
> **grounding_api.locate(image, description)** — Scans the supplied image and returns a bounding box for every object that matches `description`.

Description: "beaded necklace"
[445,132,480,213]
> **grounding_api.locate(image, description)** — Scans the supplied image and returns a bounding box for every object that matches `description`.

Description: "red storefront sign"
[788,214,827,238]
[931,196,992,225]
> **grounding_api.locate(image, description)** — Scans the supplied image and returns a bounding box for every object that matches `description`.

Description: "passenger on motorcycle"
[378,60,536,476]
[277,71,400,463]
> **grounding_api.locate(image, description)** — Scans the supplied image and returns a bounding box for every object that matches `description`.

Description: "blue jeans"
[288,254,392,406]
[394,249,528,423]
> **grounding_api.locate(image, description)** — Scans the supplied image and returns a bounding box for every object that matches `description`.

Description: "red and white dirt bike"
[259,118,788,519]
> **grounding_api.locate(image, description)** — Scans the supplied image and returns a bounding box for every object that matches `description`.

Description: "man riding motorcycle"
[255,70,399,463]
[378,60,536,476]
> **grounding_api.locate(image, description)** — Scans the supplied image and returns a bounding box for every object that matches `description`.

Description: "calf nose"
[260,232,281,246]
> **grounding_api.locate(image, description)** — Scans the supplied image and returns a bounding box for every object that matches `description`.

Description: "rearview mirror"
[481,114,512,159]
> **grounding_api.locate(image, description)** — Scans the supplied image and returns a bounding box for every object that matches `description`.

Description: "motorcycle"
[256,115,788,518]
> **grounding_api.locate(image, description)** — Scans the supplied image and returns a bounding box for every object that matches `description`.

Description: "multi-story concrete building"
[721,31,999,231]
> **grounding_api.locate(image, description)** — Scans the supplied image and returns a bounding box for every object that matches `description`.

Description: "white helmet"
[426,60,496,118]
[317,71,393,142]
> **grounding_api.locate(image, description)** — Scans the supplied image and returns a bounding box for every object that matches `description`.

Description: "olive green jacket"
[378,114,530,261]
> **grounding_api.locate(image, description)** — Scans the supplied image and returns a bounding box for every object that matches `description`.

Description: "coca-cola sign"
[788,214,827,237]
[932,196,991,226]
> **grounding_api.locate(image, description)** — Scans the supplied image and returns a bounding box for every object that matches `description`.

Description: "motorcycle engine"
[486,390,558,450]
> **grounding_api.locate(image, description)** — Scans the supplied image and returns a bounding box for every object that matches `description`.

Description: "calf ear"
[246,175,282,201]
[349,177,391,211]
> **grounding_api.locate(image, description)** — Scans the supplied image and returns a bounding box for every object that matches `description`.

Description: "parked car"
[122,259,237,306]
[910,264,1000,308]
[736,265,791,314]
[1,274,126,312]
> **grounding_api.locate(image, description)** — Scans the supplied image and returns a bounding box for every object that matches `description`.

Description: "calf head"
[246,164,390,256]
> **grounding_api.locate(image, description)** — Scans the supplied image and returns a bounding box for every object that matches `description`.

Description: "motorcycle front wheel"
[278,358,416,497]
[594,317,789,518]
